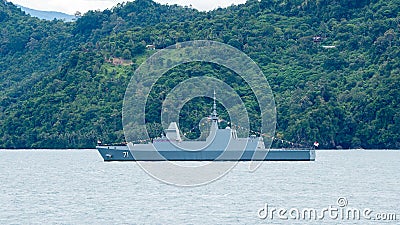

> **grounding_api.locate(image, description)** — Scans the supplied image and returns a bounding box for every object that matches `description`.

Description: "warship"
[97,93,315,162]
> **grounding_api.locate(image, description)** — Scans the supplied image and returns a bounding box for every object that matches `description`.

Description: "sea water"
[0,150,399,224]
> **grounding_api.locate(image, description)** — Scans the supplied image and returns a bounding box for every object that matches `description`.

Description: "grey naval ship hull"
[97,93,315,162]
[97,145,316,162]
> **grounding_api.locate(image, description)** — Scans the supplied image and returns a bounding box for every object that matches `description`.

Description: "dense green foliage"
[0,0,399,149]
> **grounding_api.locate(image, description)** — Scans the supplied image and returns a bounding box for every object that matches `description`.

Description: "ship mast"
[211,90,218,121]
[210,90,219,130]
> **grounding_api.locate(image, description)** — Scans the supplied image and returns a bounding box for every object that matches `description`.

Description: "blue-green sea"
[0,150,399,224]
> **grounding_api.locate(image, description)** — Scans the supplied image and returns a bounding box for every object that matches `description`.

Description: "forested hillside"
[0,0,399,149]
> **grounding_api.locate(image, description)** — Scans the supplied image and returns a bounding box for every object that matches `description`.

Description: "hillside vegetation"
[0,0,399,149]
